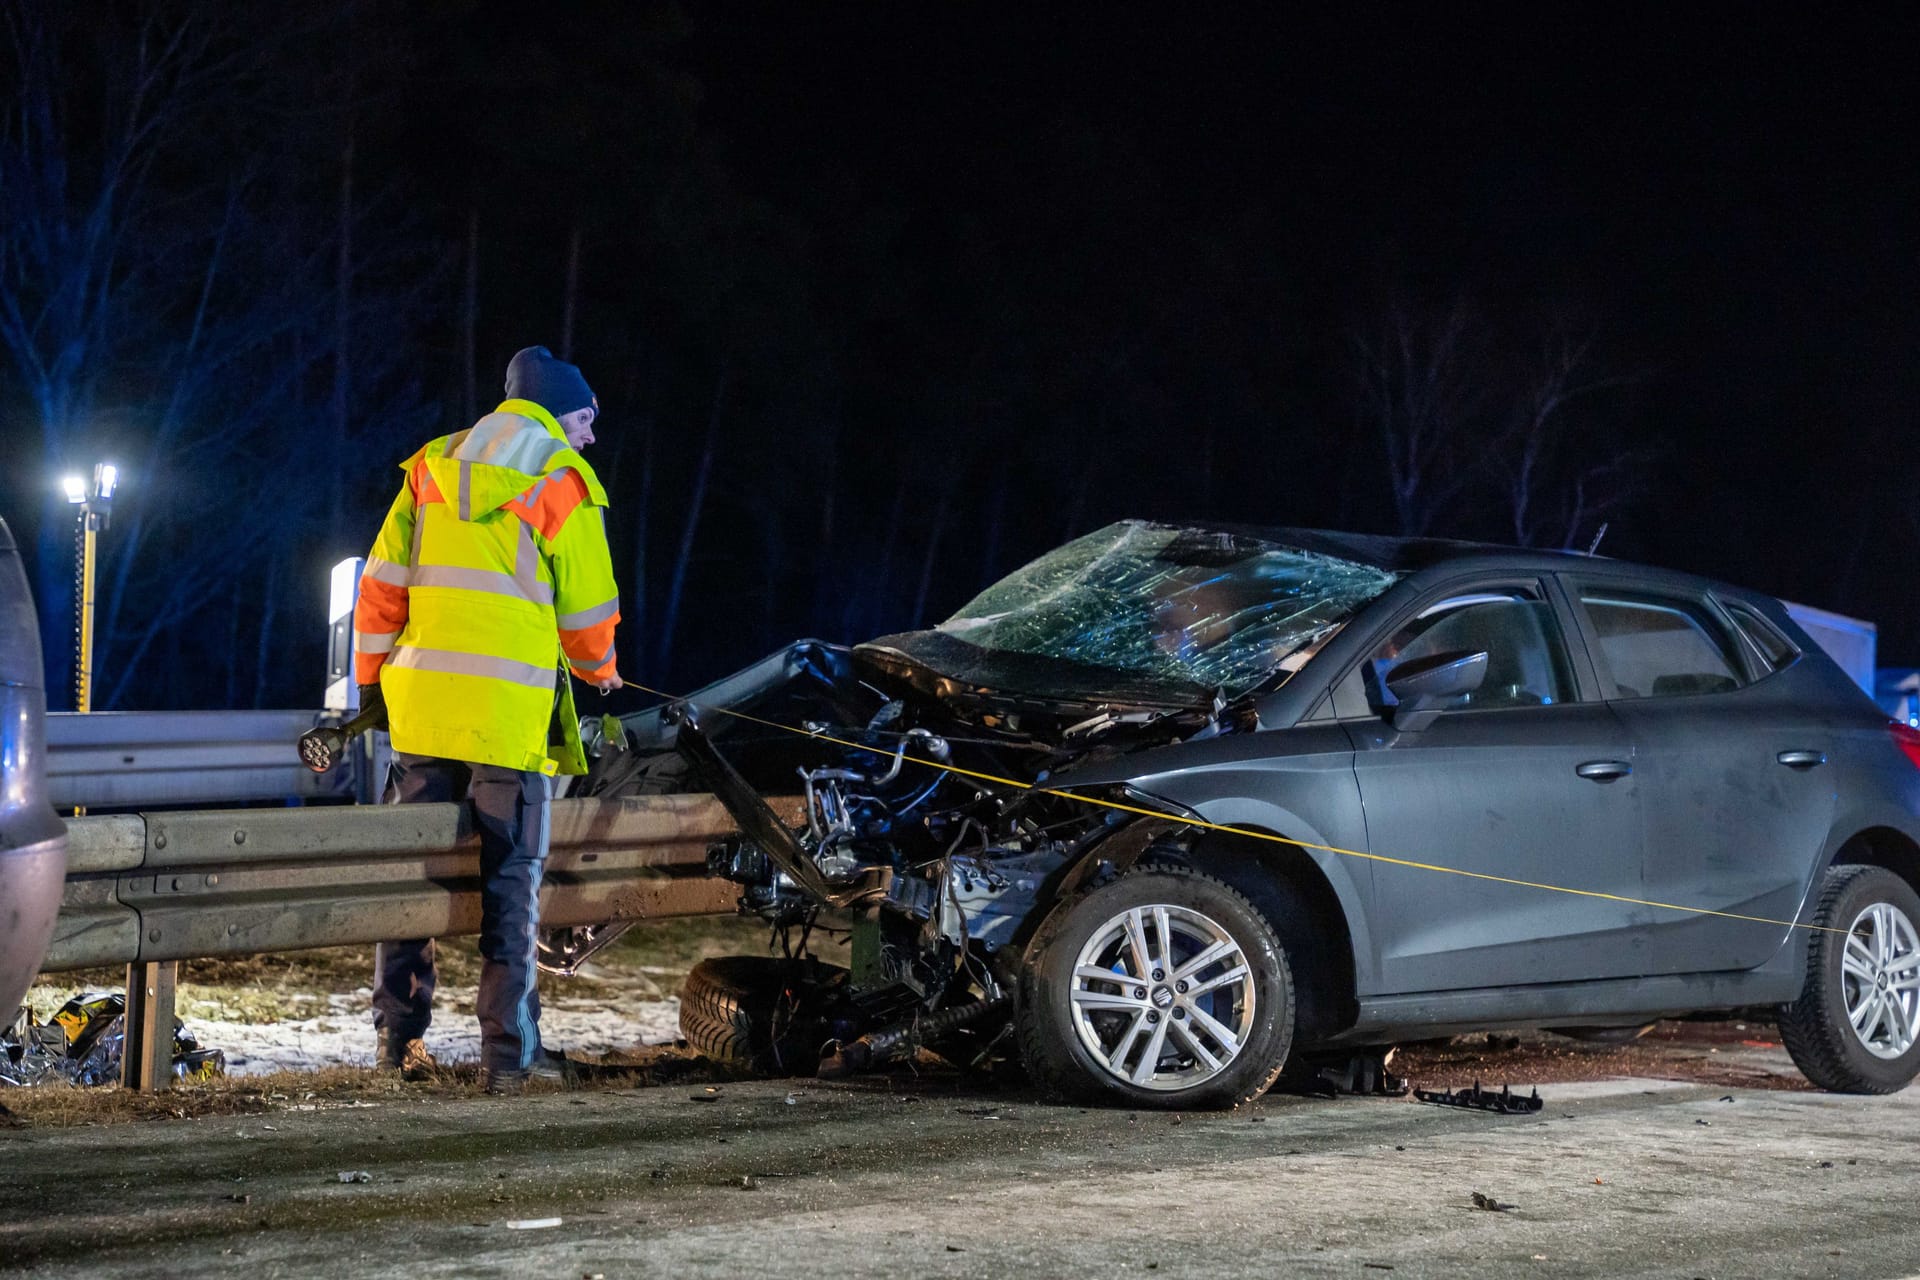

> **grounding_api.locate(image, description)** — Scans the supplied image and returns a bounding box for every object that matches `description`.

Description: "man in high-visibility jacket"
[352,345,622,1092]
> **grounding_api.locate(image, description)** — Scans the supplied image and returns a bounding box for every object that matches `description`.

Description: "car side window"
[1720,599,1799,674]
[1363,589,1575,714]
[1577,591,1744,699]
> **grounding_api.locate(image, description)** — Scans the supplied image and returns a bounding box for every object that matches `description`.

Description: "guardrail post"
[120,960,176,1092]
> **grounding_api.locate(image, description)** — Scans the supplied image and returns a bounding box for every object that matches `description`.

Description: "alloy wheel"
[1068,903,1256,1092]
[1840,901,1920,1060]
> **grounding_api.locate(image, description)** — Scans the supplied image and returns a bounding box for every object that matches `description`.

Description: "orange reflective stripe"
[559,614,618,670]
[355,575,410,633]
[409,457,445,505]
[504,467,590,542]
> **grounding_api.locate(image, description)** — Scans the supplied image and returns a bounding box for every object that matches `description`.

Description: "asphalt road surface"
[5,1047,1919,1280]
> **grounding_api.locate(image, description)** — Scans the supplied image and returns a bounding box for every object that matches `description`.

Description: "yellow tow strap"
[627,681,1848,937]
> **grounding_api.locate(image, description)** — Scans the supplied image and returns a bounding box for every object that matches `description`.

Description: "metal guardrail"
[44,793,770,972]
[41,792,786,1090]
[45,709,368,810]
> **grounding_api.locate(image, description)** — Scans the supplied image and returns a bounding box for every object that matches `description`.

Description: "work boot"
[375,1030,438,1082]
[480,1052,568,1095]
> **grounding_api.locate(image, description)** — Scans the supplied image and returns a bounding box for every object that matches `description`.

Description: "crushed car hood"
[856,629,1211,714]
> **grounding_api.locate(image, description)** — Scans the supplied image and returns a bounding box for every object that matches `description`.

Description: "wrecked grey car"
[566,520,1920,1108]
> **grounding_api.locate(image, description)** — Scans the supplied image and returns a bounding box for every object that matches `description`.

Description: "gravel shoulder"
[4,1035,1919,1279]
[7,928,1917,1278]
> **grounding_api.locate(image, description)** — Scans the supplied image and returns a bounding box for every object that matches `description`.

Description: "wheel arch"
[1020,808,1369,1044]
[1180,822,1362,1041]
[1828,825,1920,897]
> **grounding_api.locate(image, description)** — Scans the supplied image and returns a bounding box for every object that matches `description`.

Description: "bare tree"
[1351,295,1492,536]
[1351,293,1651,546]
[0,4,437,708]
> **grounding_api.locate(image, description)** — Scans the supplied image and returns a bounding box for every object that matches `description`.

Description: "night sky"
[7,4,1920,707]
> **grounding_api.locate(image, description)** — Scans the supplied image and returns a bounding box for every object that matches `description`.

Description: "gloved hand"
[357,683,382,709]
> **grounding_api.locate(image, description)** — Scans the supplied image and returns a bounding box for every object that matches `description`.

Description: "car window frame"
[1711,592,1802,683]
[1318,573,1601,721]
[1559,576,1751,701]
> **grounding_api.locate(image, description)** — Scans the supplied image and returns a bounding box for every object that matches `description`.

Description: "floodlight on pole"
[66,462,121,811]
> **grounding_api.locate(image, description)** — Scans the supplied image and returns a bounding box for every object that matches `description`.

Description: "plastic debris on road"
[2,993,226,1087]
[1412,1081,1542,1115]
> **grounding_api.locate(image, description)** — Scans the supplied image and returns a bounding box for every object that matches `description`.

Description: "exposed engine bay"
[575,636,1221,1076]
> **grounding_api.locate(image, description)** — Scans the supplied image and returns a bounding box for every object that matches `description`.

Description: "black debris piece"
[1284,1049,1411,1099]
[1413,1082,1543,1115]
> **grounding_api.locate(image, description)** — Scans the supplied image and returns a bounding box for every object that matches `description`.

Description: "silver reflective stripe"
[409,564,554,606]
[458,460,473,522]
[514,525,547,601]
[363,557,410,587]
[453,413,569,474]
[569,640,615,671]
[556,596,618,630]
[387,646,555,690]
[354,630,398,655]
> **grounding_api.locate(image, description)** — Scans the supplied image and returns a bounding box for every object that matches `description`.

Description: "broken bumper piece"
[1413,1081,1543,1114]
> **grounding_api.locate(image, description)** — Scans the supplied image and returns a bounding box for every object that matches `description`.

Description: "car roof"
[1181,521,1749,597]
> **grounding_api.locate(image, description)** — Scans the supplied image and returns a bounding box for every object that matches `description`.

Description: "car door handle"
[1575,760,1633,783]
[1776,749,1827,769]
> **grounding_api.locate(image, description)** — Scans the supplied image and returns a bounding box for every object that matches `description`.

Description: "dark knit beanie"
[504,346,597,419]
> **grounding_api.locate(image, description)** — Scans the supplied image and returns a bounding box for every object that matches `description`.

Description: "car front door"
[1343,578,1651,993]
[1564,579,1836,975]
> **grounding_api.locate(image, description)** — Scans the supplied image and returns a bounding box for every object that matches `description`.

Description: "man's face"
[558,407,597,449]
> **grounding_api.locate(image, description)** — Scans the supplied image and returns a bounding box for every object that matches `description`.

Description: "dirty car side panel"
[1062,726,1380,995]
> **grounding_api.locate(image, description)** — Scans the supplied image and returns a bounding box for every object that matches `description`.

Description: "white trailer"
[1783,600,1876,695]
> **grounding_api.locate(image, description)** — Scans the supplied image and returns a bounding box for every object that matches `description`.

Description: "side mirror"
[1384,650,1488,732]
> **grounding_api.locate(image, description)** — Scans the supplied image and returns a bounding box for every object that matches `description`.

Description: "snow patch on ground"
[192,987,685,1076]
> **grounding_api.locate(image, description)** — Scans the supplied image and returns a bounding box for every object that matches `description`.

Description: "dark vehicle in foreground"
[0,517,68,1022]
[572,521,1920,1108]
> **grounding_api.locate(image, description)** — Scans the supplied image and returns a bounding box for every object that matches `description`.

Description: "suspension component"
[815,994,1009,1077]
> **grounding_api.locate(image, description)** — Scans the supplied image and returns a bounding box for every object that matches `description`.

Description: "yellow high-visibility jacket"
[350,399,621,775]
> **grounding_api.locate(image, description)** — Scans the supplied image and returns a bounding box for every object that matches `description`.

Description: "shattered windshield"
[938,521,1401,697]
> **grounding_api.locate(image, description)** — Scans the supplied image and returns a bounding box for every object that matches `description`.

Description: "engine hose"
[819,995,1010,1077]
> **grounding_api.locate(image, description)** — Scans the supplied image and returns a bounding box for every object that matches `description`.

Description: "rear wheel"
[1779,865,1920,1094]
[1017,866,1293,1109]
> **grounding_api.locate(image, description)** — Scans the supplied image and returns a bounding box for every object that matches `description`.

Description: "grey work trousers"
[371,753,552,1075]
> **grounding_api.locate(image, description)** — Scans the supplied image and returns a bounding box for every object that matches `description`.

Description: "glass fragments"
[939,521,1400,696]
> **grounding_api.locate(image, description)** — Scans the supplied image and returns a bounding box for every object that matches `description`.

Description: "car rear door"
[1561,577,1836,975]
[1342,576,1651,992]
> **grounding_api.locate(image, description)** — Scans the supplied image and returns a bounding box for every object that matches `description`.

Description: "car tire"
[1778,865,1920,1094]
[679,956,846,1076]
[1016,866,1294,1110]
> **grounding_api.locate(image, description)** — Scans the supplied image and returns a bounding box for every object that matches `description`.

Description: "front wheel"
[1016,866,1294,1109]
[1779,865,1920,1094]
